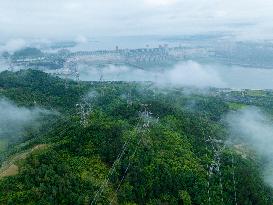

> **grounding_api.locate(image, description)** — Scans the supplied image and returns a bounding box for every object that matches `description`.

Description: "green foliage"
[0,70,88,112]
[0,70,273,204]
[178,190,191,205]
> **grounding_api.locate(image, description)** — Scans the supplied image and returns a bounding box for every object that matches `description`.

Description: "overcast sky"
[0,0,273,41]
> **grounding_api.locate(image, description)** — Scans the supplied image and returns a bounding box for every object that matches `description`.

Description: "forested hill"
[0,70,88,111]
[0,70,272,205]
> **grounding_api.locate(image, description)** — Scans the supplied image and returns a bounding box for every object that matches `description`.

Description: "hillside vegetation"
[0,70,272,205]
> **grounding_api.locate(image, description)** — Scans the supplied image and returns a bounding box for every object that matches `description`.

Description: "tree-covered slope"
[0,70,89,111]
[0,70,272,205]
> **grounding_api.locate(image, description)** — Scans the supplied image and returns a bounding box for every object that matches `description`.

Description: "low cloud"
[0,59,10,72]
[160,61,225,87]
[77,61,225,88]
[1,0,273,40]
[75,60,273,89]
[144,0,178,7]
[0,39,27,53]
[75,35,87,44]
[226,107,273,187]
[0,98,53,141]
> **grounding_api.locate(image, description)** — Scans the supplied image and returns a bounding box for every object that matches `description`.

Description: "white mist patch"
[226,107,273,187]
[75,35,87,44]
[0,59,9,72]
[78,64,152,82]
[0,39,27,53]
[75,60,273,89]
[0,98,52,139]
[159,61,225,87]
[145,0,177,7]
[77,61,225,88]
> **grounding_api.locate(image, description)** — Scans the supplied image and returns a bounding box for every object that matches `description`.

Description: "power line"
[109,107,154,204]
[90,116,142,205]
[90,105,153,205]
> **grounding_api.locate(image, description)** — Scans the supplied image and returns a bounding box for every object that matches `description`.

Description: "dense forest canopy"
[0,70,273,204]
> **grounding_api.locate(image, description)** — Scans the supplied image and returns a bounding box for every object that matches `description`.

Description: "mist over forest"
[1,0,273,204]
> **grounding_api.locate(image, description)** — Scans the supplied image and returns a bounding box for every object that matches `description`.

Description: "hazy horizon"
[1,0,273,41]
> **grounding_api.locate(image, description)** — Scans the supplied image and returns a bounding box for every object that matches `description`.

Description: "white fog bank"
[0,98,53,140]
[226,107,273,187]
[76,61,273,89]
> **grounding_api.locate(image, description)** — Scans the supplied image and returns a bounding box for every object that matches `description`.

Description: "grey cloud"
[75,61,273,89]
[75,61,225,87]
[0,98,54,140]
[0,0,273,40]
[226,107,273,187]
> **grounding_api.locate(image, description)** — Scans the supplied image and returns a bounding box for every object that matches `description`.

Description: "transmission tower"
[76,101,91,127]
[231,153,238,205]
[56,56,80,88]
[91,105,155,205]
[8,57,15,72]
[206,136,226,205]
[126,91,133,107]
[108,105,156,204]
